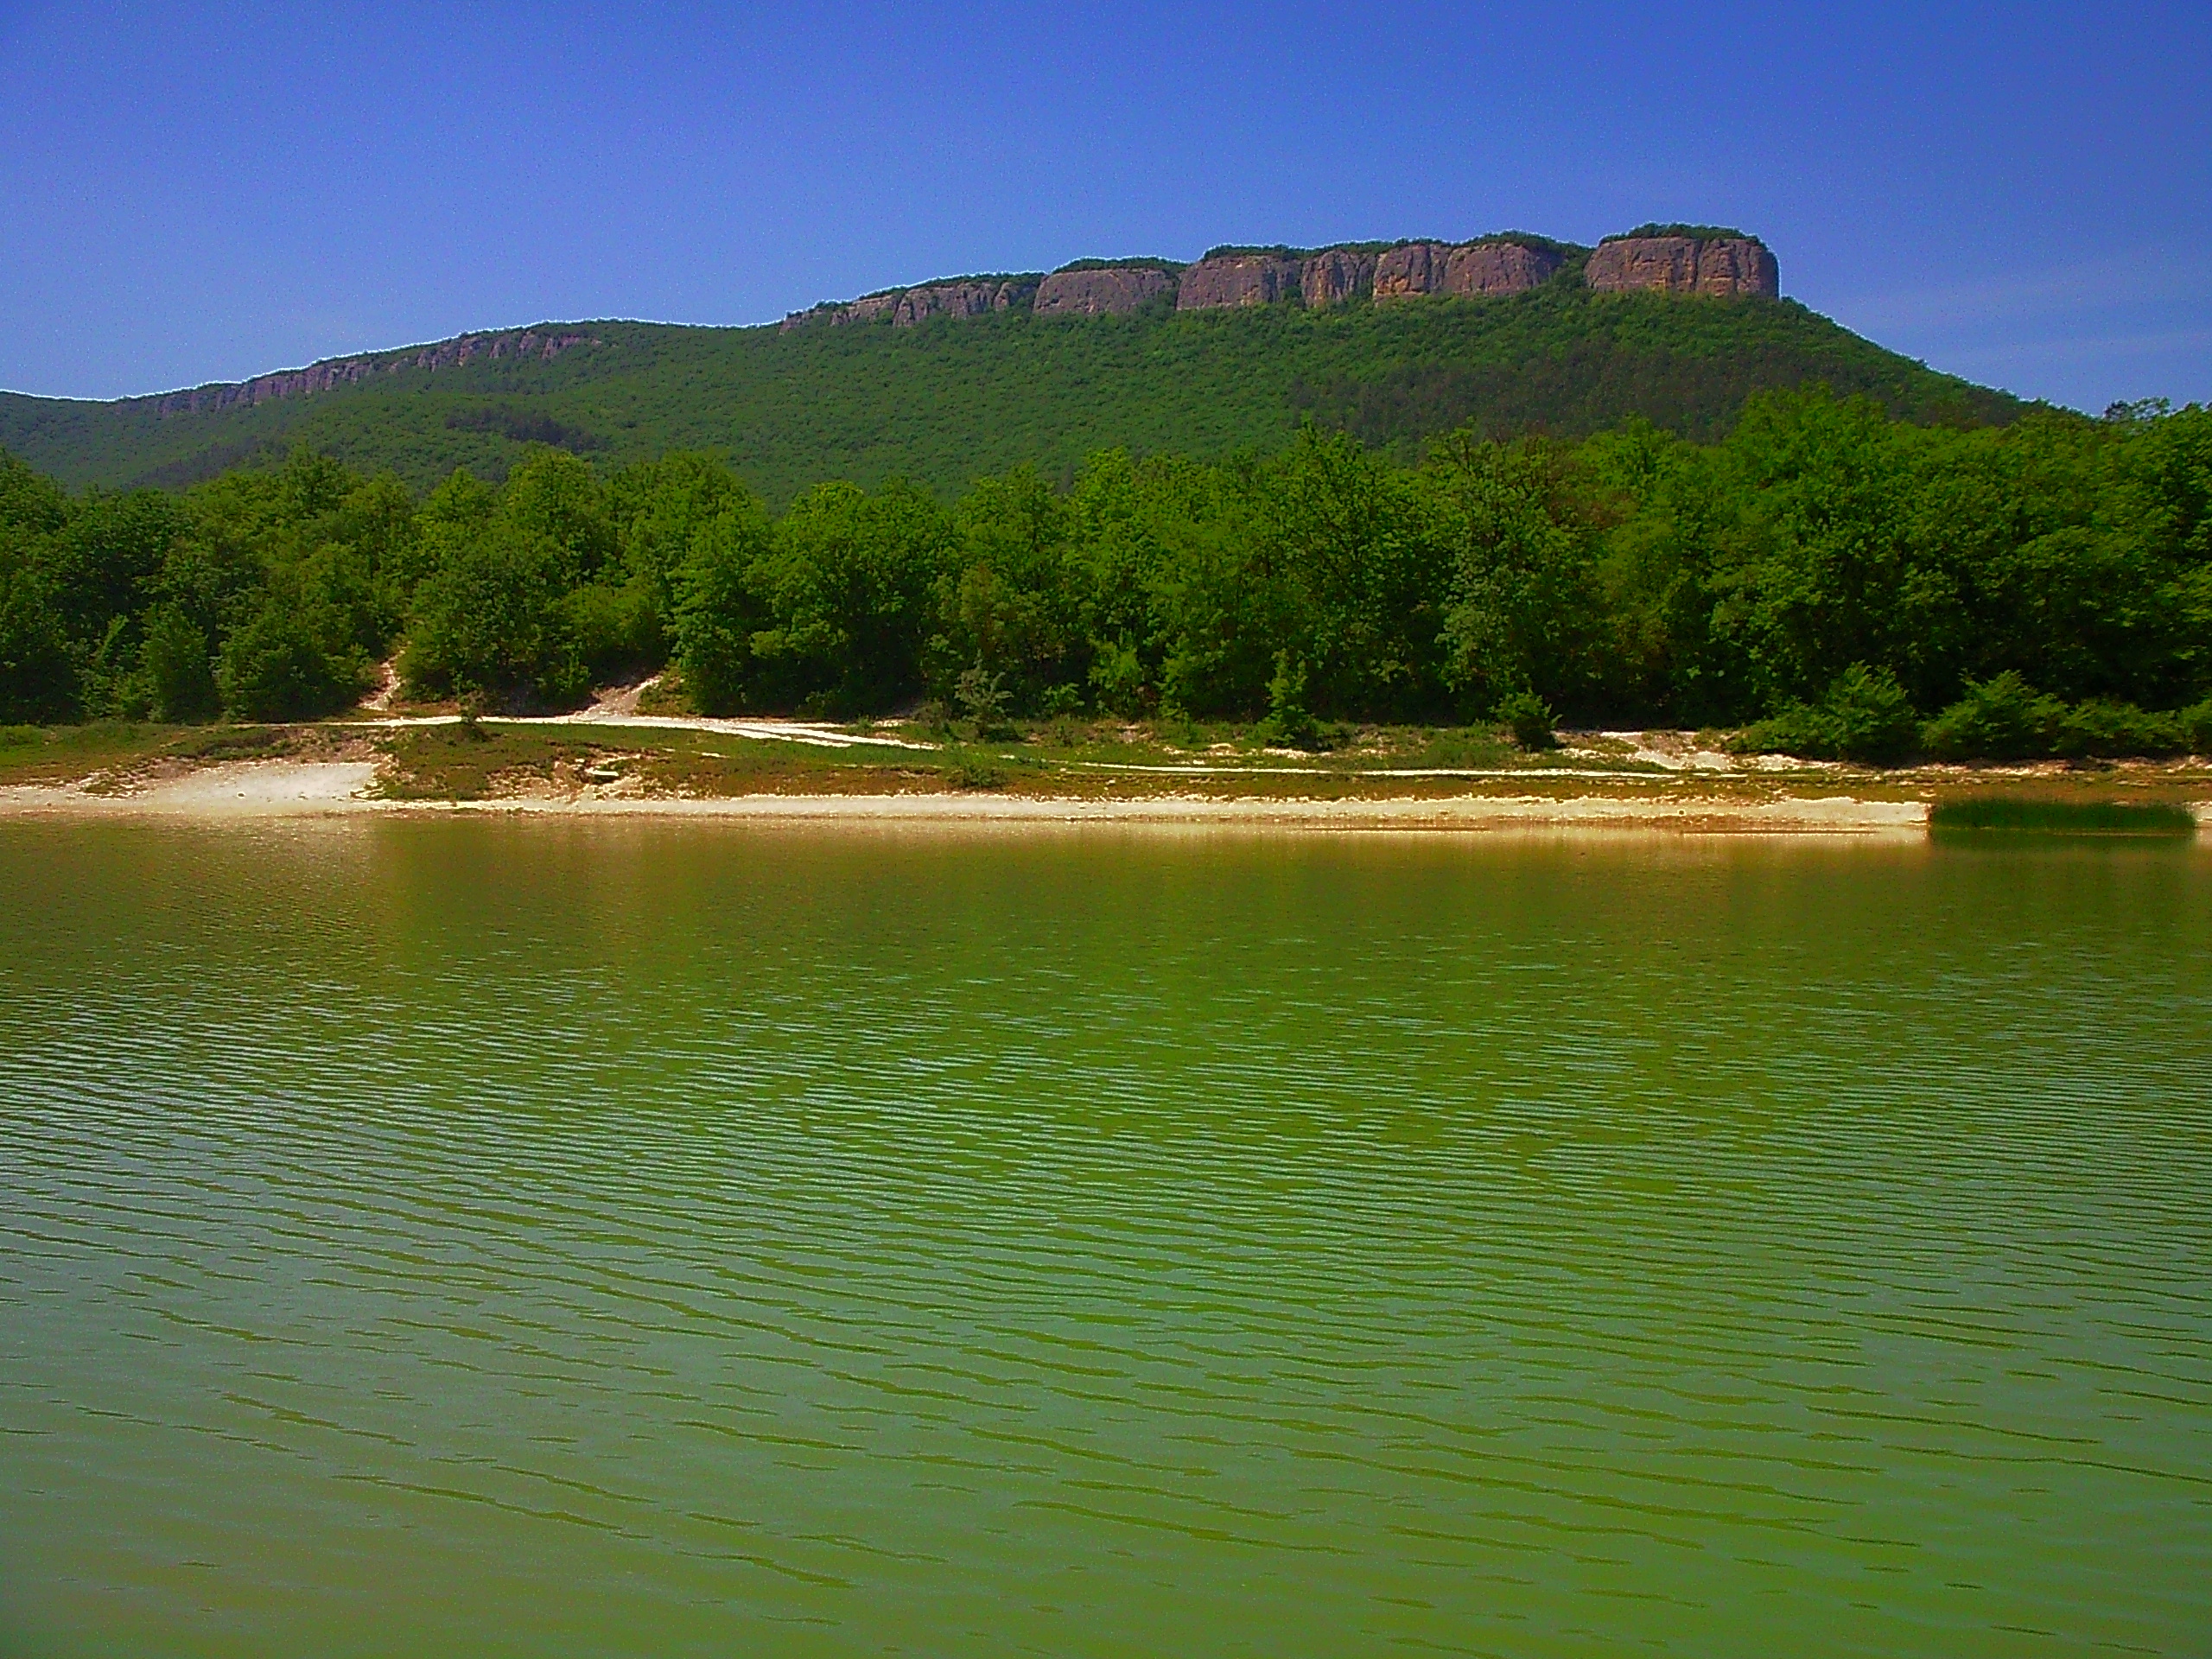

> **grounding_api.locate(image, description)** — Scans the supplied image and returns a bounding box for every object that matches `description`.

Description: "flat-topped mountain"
[1,226,2017,503]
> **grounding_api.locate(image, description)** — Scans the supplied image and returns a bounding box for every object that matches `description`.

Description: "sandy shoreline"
[0,758,1942,832]
[9,755,2209,836]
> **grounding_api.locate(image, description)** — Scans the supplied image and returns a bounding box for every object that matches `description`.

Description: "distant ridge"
[116,327,607,418]
[0,226,2024,502]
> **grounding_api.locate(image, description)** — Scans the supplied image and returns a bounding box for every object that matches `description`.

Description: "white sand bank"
[0,759,1931,832]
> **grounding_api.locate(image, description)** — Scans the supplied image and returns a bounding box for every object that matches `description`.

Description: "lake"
[2,820,2207,1656]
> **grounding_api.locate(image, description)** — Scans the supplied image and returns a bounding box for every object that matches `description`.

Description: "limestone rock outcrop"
[1032,265,1176,316]
[1585,236,1777,298]
[1176,253,1303,310]
[773,226,1777,340]
[1372,239,1562,301]
[1447,240,1564,296]
[779,292,899,329]
[1299,248,1377,308]
[1370,241,1449,300]
[138,329,601,417]
[891,280,1026,325]
[1177,247,1385,311]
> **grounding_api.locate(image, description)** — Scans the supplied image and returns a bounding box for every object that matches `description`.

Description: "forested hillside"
[3,391,2206,763]
[1,286,2017,504]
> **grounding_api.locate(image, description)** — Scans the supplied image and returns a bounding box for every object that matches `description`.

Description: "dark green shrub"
[954,662,1013,739]
[1922,673,2067,761]
[1735,664,1916,763]
[2181,699,2212,755]
[1496,689,1557,750]
[2053,700,2184,760]
[1087,639,1147,716]
[169,725,286,759]
[1256,652,1321,749]
[1821,664,1919,762]
[1414,727,1508,767]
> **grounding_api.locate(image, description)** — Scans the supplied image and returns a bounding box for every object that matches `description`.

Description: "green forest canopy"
[3,389,2208,763]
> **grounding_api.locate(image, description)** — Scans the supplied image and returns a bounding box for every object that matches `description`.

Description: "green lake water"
[1,821,2207,1657]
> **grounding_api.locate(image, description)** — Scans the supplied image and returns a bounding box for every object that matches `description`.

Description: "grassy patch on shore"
[1931,797,2198,836]
[365,718,1616,804]
[370,723,939,802]
[0,721,334,787]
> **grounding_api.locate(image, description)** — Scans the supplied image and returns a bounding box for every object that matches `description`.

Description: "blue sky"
[3,1,2206,410]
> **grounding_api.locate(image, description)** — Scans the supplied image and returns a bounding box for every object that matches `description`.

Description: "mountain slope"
[0,286,2021,504]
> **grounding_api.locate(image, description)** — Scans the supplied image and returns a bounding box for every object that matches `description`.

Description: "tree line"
[3,387,2208,760]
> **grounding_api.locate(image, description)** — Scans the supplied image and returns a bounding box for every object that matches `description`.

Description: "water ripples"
[2,821,2208,1656]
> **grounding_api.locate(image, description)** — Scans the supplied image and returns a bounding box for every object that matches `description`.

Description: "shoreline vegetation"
[6,385,2210,838]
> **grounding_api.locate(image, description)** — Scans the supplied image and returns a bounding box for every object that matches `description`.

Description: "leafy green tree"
[0,555,73,721]
[218,593,367,721]
[141,607,219,721]
[1430,435,1601,718]
[496,448,616,584]
[931,467,1084,709]
[1124,460,1285,718]
[608,452,747,619]
[1266,428,1447,717]
[1719,389,1919,708]
[671,498,774,713]
[749,479,953,711]
[403,522,588,705]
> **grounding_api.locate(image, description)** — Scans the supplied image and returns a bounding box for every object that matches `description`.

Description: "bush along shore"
[3,389,2209,766]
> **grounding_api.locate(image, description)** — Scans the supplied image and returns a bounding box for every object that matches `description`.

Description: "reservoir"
[2,821,2207,1656]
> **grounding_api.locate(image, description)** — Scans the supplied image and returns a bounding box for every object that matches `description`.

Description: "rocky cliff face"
[1447,241,1564,296]
[1179,248,1385,310]
[1372,240,1563,301]
[1585,236,1777,298]
[1370,242,1447,300]
[825,294,900,327]
[1176,253,1302,310]
[1032,266,1175,317]
[1299,248,1378,308]
[777,227,1777,335]
[894,279,1027,324]
[137,329,601,417]
[791,279,1033,329]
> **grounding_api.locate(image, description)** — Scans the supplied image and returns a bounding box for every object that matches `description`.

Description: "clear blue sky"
[3,1,2206,410]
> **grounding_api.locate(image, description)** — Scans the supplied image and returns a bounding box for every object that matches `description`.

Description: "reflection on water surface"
[2,822,2208,1657]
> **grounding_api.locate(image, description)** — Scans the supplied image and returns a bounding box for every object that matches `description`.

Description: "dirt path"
[357,709,936,752]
